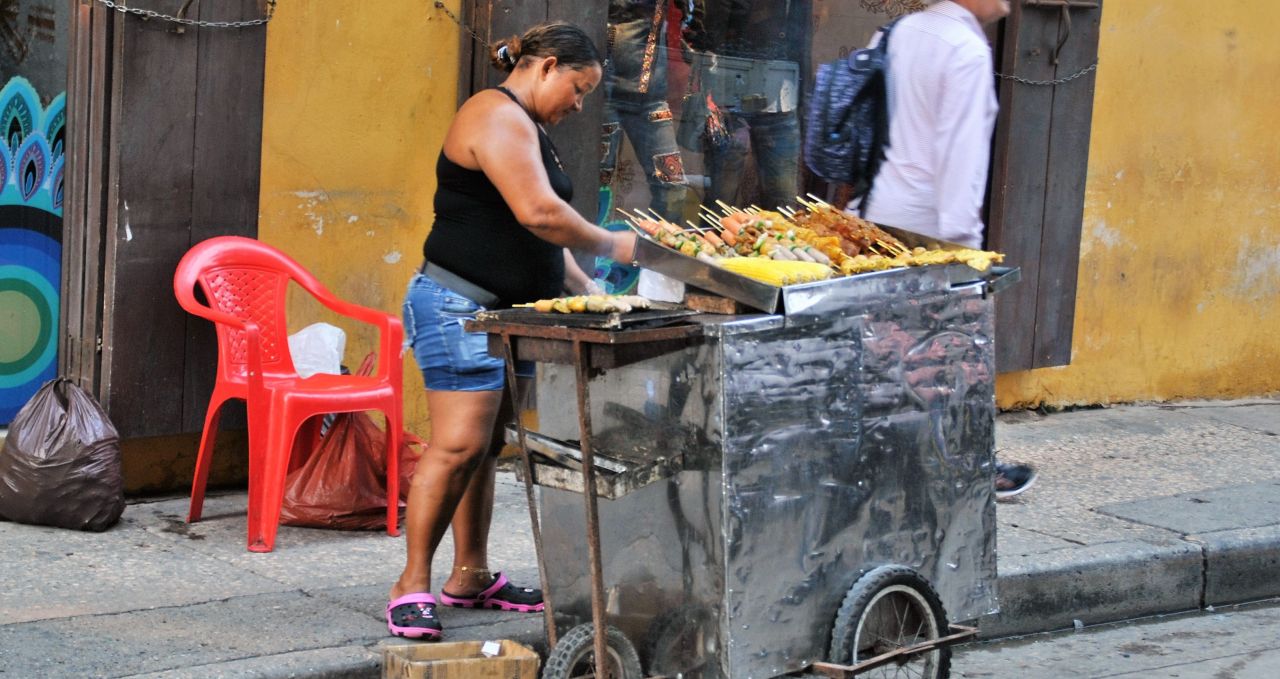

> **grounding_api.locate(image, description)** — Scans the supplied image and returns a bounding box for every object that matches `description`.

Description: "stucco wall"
[258,1,462,434]
[257,1,1278,417]
[996,1,1280,408]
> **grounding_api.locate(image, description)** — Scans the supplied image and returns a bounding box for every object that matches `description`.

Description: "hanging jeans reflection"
[705,110,800,211]
[601,17,690,221]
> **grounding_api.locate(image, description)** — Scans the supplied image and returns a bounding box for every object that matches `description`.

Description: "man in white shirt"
[855,0,1008,249]
[854,0,1038,500]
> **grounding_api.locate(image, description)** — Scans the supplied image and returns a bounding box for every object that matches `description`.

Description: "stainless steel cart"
[470,237,1017,679]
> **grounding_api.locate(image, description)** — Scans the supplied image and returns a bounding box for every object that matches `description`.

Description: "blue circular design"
[0,225,61,423]
[593,186,641,294]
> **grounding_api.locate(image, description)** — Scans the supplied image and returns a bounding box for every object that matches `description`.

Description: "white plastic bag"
[288,322,346,378]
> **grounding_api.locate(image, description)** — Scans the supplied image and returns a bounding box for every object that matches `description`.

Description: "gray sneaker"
[995,462,1037,501]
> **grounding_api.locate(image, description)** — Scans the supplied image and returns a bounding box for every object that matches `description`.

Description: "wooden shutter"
[987,0,1103,372]
[63,1,268,437]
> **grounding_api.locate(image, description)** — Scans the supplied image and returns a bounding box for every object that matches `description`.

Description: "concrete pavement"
[0,399,1277,677]
[953,600,1280,678]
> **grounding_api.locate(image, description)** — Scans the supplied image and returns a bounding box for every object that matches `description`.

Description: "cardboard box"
[382,640,540,679]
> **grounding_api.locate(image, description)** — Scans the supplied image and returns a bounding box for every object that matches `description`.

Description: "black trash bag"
[0,379,124,531]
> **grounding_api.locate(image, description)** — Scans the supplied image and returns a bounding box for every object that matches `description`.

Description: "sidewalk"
[1,399,1277,677]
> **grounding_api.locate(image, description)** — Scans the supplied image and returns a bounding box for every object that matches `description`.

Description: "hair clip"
[498,44,513,65]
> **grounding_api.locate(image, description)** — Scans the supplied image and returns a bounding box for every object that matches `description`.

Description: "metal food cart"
[469,233,1017,679]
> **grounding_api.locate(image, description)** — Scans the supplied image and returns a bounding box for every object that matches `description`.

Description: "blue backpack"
[804,19,901,207]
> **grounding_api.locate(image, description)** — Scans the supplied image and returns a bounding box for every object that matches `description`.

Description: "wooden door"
[987,0,1103,372]
[63,0,269,438]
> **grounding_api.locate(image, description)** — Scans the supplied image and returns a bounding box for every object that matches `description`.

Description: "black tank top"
[423,87,573,308]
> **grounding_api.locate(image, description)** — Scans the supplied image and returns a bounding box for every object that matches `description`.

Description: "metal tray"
[634,235,783,313]
[635,232,1021,314]
[475,301,699,330]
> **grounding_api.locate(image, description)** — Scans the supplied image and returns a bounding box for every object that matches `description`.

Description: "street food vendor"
[386,21,636,641]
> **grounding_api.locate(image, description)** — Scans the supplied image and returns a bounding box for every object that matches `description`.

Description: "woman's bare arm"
[455,94,634,263]
[562,249,603,295]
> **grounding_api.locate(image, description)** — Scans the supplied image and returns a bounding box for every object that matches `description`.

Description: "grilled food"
[519,294,653,314]
[717,258,833,286]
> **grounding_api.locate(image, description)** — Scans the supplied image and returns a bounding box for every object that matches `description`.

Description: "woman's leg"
[390,388,503,601]
[441,376,528,595]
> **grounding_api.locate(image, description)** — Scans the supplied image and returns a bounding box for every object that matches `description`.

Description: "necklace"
[538,124,565,172]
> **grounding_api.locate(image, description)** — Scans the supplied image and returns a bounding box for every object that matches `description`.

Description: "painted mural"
[592,185,641,294]
[1,76,63,423]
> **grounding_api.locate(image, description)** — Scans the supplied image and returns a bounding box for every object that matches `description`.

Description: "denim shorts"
[402,273,532,391]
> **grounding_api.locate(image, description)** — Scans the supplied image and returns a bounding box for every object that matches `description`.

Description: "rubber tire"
[828,565,952,679]
[643,604,719,678]
[543,622,643,679]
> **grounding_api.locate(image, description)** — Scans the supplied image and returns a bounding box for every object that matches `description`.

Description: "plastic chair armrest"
[308,292,403,381]
[179,302,253,333]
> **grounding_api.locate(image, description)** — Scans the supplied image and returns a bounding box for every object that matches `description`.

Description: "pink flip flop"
[386,592,443,640]
[439,572,544,612]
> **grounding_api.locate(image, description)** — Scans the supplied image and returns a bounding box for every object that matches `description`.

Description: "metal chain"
[997,60,1098,86]
[433,1,487,47]
[91,0,276,28]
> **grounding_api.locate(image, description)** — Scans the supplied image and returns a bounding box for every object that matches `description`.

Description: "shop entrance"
[454,0,1101,372]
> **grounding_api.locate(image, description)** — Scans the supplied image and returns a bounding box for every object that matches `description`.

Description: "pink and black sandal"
[386,592,443,640]
[439,572,544,612]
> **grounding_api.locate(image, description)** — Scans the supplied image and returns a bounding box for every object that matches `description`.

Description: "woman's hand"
[607,231,638,266]
[562,249,603,295]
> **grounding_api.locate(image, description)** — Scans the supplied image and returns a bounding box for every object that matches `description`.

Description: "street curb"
[977,539,1203,639]
[1191,524,1280,606]
[126,645,381,679]
[977,531,1280,639]
[123,533,1279,676]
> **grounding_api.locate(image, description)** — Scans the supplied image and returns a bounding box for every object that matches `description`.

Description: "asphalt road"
[952,600,1280,678]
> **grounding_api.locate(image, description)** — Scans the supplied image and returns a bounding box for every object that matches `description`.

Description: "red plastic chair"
[173,236,402,552]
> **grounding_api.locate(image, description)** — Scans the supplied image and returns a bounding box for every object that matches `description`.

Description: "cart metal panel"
[525,267,1000,678]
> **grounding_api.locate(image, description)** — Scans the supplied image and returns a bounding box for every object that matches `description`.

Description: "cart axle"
[809,624,978,678]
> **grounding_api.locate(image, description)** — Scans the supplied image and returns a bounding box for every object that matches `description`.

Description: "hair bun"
[489,36,522,73]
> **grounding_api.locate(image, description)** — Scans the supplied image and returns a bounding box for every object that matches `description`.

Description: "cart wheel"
[543,622,643,679]
[828,565,951,679]
[644,604,719,678]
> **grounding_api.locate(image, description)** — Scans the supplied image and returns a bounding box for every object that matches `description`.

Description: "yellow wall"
[996,0,1280,408]
[257,1,1278,416]
[259,1,463,434]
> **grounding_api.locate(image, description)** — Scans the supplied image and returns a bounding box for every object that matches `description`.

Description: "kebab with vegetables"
[711,207,834,265]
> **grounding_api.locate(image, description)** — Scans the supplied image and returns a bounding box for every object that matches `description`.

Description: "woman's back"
[423,88,573,308]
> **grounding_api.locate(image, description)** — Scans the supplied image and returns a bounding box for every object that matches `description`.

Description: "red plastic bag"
[279,354,424,529]
[0,379,124,531]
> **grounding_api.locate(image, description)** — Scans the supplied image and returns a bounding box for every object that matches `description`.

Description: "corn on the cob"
[717,257,833,286]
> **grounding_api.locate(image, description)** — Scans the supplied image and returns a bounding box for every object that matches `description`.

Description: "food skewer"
[805,193,834,208]
[715,199,743,215]
[875,238,910,256]
[794,195,818,209]
[698,213,722,229]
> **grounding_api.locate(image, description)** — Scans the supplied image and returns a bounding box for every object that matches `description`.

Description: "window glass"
[595,0,920,293]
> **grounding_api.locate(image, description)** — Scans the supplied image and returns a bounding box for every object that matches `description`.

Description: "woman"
[386,22,636,640]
